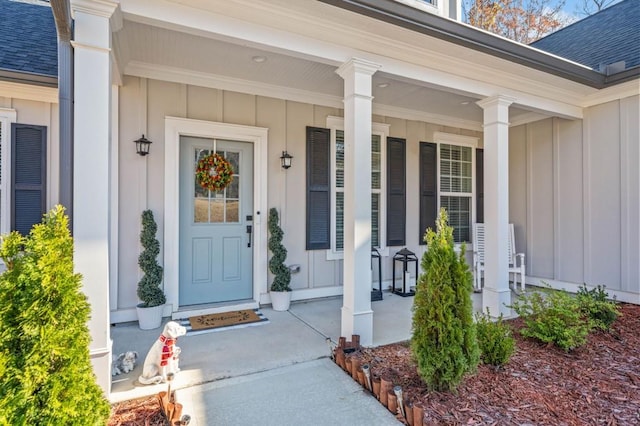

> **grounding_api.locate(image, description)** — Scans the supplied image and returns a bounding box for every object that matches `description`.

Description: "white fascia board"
[0,81,58,104]
[581,79,640,108]
[119,0,583,119]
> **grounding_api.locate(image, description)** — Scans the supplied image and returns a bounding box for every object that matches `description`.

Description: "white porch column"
[71,0,118,395]
[336,58,380,346]
[476,95,514,317]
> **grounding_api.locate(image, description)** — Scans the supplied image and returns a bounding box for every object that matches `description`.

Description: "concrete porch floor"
[110,291,483,424]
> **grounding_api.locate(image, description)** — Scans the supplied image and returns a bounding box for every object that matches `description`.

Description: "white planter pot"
[270,291,292,311]
[136,304,164,330]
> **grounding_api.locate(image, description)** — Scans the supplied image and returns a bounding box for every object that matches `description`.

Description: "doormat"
[181,309,268,336]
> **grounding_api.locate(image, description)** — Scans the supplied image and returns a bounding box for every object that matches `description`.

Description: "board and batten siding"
[114,75,483,314]
[509,96,639,301]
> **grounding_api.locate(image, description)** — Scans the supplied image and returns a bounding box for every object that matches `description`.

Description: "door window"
[193,148,241,224]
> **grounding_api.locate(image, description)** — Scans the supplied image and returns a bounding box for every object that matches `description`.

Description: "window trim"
[433,132,479,244]
[0,108,17,236]
[326,116,390,260]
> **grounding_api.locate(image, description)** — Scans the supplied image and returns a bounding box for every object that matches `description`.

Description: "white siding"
[555,118,584,283]
[509,96,639,300]
[584,101,622,288]
[527,119,555,279]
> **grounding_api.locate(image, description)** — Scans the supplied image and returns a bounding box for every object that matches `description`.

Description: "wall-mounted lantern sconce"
[280,150,293,169]
[134,134,152,156]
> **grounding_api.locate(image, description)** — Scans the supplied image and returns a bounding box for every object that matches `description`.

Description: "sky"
[561,0,622,22]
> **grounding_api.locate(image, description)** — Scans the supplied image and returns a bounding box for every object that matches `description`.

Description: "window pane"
[441,196,471,242]
[461,177,472,193]
[372,193,379,247]
[336,191,344,250]
[227,177,239,199]
[371,134,381,153]
[372,172,381,190]
[336,130,344,188]
[440,144,472,194]
[226,200,239,222]
[226,151,240,175]
[209,197,225,223]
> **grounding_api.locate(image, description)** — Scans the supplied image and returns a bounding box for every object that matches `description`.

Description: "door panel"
[179,137,253,305]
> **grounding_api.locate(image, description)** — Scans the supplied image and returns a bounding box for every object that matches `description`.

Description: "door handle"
[246,225,252,247]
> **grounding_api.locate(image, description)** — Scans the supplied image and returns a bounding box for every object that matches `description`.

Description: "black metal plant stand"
[392,248,418,297]
[371,248,383,301]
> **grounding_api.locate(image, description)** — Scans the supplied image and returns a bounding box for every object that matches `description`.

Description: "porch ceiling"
[115,19,541,129]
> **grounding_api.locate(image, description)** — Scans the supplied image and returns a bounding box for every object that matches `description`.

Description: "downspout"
[51,0,73,228]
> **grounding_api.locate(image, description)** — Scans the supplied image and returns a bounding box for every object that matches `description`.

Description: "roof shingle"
[0,0,57,77]
[531,0,640,72]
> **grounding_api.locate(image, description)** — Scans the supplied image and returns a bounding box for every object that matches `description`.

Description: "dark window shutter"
[476,148,484,224]
[419,142,437,245]
[12,124,46,236]
[306,126,330,250]
[386,137,405,246]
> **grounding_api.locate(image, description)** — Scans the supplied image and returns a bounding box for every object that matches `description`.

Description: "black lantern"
[134,134,152,156]
[280,151,293,169]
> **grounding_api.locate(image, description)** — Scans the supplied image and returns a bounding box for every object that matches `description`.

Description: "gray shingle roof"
[0,0,57,77]
[531,0,640,72]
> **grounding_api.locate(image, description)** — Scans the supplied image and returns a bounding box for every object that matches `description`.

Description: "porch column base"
[482,287,512,318]
[341,306,374,347]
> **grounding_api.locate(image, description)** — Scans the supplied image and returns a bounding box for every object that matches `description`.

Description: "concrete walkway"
[110,293,482,424]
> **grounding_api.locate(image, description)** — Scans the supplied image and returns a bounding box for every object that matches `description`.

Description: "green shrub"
[475,310,515,367]
[0,206,110,425]
[411,208,480,392]
[510,288,590,352]
[577,284,619,331]
[268,208,291,292]
[137,210,166,307]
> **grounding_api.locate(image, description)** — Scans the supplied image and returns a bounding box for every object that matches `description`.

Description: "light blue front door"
[179,137,254,305]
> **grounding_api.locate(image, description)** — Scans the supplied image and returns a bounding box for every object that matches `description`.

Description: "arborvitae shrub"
[411,208,480,391]
[510,287,590,352]
[137,210,166,307]
[576,284,619,331]
[475,310,516,367]
[268,207,291,292]
[0,206,110,425]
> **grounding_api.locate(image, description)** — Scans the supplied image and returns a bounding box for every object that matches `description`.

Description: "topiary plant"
[411,208,480,392]
[0,206,110,424]
[137,210,166,307]
[268,207,291,292]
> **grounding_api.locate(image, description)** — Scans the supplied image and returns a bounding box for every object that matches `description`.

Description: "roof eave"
[0,68,58,88]
[604,66,640,87]
[317,0,609,89]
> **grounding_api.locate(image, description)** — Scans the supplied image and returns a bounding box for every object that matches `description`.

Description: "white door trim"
[164,117,268,312]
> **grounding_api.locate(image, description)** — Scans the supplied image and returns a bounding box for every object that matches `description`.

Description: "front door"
[179,136,254,305]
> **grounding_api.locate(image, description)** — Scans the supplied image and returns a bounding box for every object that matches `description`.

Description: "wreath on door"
[195,153,234,192]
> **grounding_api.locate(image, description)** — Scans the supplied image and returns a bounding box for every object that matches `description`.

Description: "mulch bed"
[108,304,640,425]
[109,396,168,426]
[349,303,640,425]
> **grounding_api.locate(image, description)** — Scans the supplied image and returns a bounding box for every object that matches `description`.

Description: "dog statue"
[111,351,138,376]
[138,321,187,385]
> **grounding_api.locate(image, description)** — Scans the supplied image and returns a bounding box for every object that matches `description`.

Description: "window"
[439,143,472,242]
[327,117,389,258]
[420,133,479,244]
